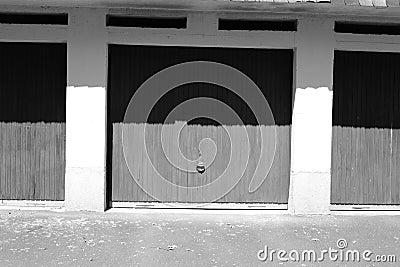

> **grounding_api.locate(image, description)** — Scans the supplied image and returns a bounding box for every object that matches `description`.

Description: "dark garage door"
[108,45,293,204]
[332,50,400,205]
[0,42,66,200]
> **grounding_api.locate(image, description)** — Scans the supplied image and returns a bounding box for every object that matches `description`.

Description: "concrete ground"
[0,209,399,266]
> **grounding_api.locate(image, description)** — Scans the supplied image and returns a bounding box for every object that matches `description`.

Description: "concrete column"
[65,8,107,211]
[188,12,218,35]
[288,17,334,215]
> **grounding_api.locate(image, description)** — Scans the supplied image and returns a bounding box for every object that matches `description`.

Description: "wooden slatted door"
[0,43,66,200]
[332,51,400,205]
[108,45,293,204]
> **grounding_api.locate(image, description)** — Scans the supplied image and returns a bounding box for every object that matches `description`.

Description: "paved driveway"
[0,209,399,266]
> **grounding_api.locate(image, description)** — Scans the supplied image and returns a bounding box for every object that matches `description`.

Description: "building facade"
[0,0,399,214]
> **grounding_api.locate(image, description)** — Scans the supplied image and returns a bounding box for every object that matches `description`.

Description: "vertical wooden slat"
[26,123,32,199]
[166,124,175,202]
[117,123,124,201]
[128,124,137,201]
[187,125,194,203]
[355,128,361,204]
[44,123,49,199]
[55,123,61,200]
[382,129,390,204]
[0,123,4,199]
[332,126,338,204]
[123,123,130,201]
[35,124,42,200]
[391,130,398,203]
[21,124,27,199]
[131,123,139,202]
[36,124,41,200]
[49,123,54,200]
[358,128,365,203]
[139,124,148,202]
[62,123,66,200]
[111,123,118,200]
[360,128,368,204]
[394,130,400,203]
[51,123,56,200]
[339,126,345,203]
[41,123,47,199]
[141,123,149,202]
[29,123,36,199]
[280,126,290,204]
[152,124,161,202]
[121,123,128,201]
[178,125,186,202]
[370,129,377,204]
[32,123,38,200]
[341,127,348,203]
[126,124,133,202]
[143,124,151,202]
[14,124,20,199]
[172,122,180,202]
[3,124,8,198]
[56,123,63,200]
[6,124,11,198]
[132,123,140,202]
[123,123,131,202]
[278,126,286,203]
[8,123,13,199]
[374,128,380,204]
[49,123,55,200]
[10,123,16,199]
[20,124,26,199]
[348,125,355,203]
[330,126,338,204]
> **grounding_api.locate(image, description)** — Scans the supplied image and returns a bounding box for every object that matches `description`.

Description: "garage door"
[108,45,293,204]
[0,42,66,200]
[332,50,400,205]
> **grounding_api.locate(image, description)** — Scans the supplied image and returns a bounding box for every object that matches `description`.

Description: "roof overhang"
[0,0,400,18]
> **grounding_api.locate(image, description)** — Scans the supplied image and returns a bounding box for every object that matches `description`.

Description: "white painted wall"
[65,86,106,211]
[289,88,333,214]
[0,4,400,212]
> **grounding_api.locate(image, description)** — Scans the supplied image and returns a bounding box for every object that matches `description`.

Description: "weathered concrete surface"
[0,210,399,266]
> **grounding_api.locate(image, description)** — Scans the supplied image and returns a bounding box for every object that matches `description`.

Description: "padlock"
[196,161,205,174]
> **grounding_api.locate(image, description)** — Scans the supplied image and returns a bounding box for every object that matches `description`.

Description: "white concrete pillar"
[65,8,107,211]
[288,17,334,215]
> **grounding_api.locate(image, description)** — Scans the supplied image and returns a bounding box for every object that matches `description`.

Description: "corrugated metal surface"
[332,50,400,205]
[108,45,293,204]
[0,42,66,200]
